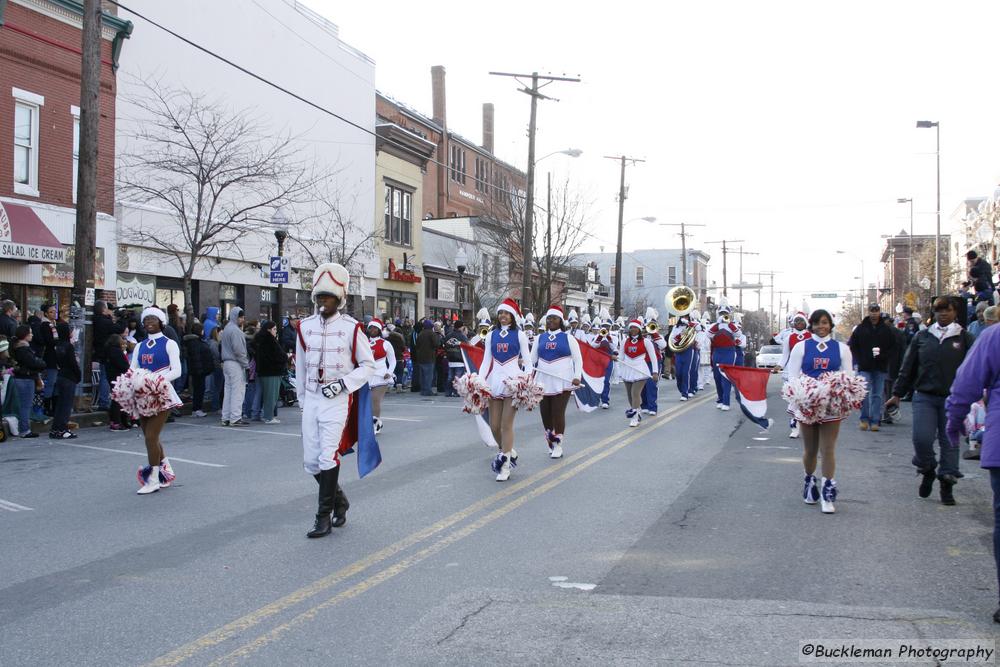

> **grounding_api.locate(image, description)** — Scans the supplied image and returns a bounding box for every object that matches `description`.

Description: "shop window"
[384,184,412,247]
[71,107,80,203]
[13,88,44,197]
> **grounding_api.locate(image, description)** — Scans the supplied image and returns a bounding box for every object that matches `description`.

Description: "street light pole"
[917,120,941,293]
[897,197,913,301]
[456,247,468,327]
[271,208,290,321]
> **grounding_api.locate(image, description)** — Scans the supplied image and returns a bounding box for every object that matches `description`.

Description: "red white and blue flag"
[574,344,613,412]
[460,343,500,448]
[339,383,382,478]
[718,364,772,430]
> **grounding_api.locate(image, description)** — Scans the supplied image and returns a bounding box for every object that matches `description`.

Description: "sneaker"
[870,423,880,432]
[193,410,207,418]
[715,403,724,410]
[859,420,869,431]
[720,405,730,412]
[221,420,230,427]
[789,426,800,439]
[229,420,249,427]
[802,474,819,504]
[629,415,639,428]
[600,403,609,409]
[264,418,281,425]
[550,444,563,459]
[20,432,39,439]
[679,396,688,402]
[48,430,64,440]
[820,478,837,514]
[109,424,127,431]
[63,431,77,439]
[963,449,981,460]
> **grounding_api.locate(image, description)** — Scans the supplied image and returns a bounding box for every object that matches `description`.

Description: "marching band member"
[733,312,748,367]
[481,298,532,481]
[523,312,537,350]
[785,309,855,514]
[696,315,713,391]
[469,307,492,348]
[366,318,396,435]
[593,309,617,409]
[688,310,704,394]
[708,299,740,411]
[780,311,812,438]
[296,262,375,538]
[132,307,183,495]
[580,313,594,344]
[619,318,659,427]
[670,313,699,401]
[641,307,666,415]
[567,309,581,341]
[530,305,583,459]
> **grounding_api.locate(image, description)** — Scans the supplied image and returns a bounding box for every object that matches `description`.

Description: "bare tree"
[289,181,377,277]
[476,176,593,314]
[117,80,319,328]
[835,301,863,341]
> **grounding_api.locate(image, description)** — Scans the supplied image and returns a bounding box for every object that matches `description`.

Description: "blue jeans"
[911,391,959,476]
[990,470,1000,604]
[42,368,58,399]
[207,368,224,411]
[13,377,35,436]
[419,363,434,396]
[446,366,465,396]
[858,370,887,425]
[243,379,259,419]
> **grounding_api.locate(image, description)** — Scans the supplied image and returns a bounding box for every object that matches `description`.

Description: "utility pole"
[605,155,645,317]
[737,246,759,312]
[74,0,101,398]
[659,222,706,286]
[546,171,552,306]
[751,271,780,334]
[489,71,580,315]
[705,239,745,300]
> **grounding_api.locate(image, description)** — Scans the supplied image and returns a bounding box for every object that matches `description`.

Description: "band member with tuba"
[666,286,699,401]
[708,298,741,411]
[641,307,667,415]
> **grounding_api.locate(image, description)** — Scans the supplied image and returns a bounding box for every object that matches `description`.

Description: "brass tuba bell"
[665,285,698,352]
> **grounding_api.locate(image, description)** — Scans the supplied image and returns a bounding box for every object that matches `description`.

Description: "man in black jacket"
[443,324,468,397]
[886,297,973,505]
[968,250,994,291]
[92,301,119,410]
[0,300,18,340]
[847,304,897,431]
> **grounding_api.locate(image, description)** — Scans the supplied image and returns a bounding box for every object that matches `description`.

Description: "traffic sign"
[810,293,838,299]
[269,256,289,272]
[270,271,288,284]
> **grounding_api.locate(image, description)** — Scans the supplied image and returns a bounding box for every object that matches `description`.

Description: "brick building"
[0,0,131,317]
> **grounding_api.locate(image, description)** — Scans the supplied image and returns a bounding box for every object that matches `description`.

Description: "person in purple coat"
[945,321,1000,625]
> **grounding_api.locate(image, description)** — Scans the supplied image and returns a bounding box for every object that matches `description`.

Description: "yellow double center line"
[149,395,712,667]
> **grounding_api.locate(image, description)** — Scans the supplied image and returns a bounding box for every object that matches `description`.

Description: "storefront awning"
[0,202,66,263]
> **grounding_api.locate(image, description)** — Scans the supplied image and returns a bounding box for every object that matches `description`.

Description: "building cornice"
[375,123,436,168]
[5,0,133,70]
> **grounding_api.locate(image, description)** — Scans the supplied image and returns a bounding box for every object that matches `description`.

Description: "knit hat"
[497,298,522,321]
[140,307,167,325]
[312,262,349,302]
[628,318,643,331]
[367,318,384,332]
[544,304,565,321]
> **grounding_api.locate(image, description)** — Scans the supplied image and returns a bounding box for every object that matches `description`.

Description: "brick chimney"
[482,103,495,154]
[431,65,447,126]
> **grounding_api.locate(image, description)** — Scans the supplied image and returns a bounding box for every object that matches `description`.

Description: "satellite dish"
[919,277,931,290]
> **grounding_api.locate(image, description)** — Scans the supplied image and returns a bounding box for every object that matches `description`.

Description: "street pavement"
[0,377,996,666]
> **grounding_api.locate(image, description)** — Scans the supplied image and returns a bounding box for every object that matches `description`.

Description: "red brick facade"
[0,1,120,214]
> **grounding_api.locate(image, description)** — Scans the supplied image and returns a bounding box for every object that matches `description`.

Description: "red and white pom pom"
[783,371,868,424]
[115,368,177,418]
[502,373,545,411]
[454,372,492,415]
[111,370,139,419]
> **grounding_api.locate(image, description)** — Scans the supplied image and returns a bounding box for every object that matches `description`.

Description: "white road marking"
[56,442,227,467]
[0,498,33,512]
[380,417,423,422]
[746,445,793,450]
[169,422,300,438]
[552,582,596,591]
[548,576,568,582]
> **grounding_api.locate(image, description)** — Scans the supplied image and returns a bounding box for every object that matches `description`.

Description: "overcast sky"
[309,0,1000,316]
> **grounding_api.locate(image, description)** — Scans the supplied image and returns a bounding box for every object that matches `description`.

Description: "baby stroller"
[279,364,298,407]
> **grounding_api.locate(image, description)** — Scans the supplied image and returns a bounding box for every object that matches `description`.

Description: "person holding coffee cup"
[847,303,897,431]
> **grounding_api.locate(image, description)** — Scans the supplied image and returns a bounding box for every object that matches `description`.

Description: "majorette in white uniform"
[367,318,397,389]
[618,319,659,382]
[531,306,583,395]
[481,300,532,399]
[295,262,375,538]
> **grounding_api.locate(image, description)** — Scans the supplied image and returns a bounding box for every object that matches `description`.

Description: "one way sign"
[269,256,289,272]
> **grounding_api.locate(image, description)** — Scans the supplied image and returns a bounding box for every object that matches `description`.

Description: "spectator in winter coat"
[11,325,45,438]
[202,306,221,341]
[50,321,80,440]
[206,327,224,412]
[944,315,1000,625]
[888,297,974,505]
[35,303,59,418]
[969,301,989,339]
[386,324,406,391]
[280,317,298,354]
[92,301,120,411]
[0,300,18,340]
[220,307,248,426]
[414,320,441,397]
[847,303,897,430]
[443,325,468,397]
[183,323,213,417]
[104,334,131,430]
[253,321,286,424]
[967,250,994,291]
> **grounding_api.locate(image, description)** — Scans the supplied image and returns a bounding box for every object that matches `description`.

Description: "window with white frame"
[668,266,677,285]
[635,265,644,286]
[13,88,43,196]
[71,106,80,203]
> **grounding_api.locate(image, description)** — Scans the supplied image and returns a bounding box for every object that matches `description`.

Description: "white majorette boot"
[789,425,800,439]
[138,466,161,495]
[802,474,819,504]
[550,434,563,459]
[496,456,511,482]
[159,458,175,488]
[820,477,837,513]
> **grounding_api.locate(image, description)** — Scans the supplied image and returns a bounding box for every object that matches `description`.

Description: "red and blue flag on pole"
[460,343,500,447]
[717,364,773,430]
[339,383,382,478]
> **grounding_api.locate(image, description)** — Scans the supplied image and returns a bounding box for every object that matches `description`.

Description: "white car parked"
[756,344,783,370]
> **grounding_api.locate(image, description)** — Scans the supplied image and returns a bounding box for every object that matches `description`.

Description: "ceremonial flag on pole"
[460,343,500,447]
[717,364,772,430]
[574,344,613,412]
[339,383,382,478]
